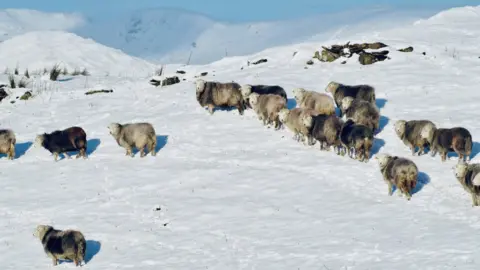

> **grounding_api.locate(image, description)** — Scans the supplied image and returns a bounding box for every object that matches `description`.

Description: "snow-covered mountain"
[0,31,155,76]
[0,7,439,65]
[0,9,85,42]
[0,5,480,270]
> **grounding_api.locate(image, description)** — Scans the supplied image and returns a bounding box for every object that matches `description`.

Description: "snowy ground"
[1,5,480,270]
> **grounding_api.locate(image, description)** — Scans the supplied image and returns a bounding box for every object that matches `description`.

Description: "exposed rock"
[399,46,414,52]
[359,51,390,65]
[176,70,186,74]
[249,58,268,65]
[161,76,180,86]
[0,88,8,102]
[200,72,208,76]
[306,60,314,65]
[19,91,32,100]
[85,89,114,95]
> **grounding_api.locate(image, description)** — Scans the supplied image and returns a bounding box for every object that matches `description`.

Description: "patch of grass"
[8,75,16,88]
[4,68,9,74]
[62,67,68,75]
[24,69,30,79]
[80,68,89,76]
[14,67,19,75]
[42,68,48,75]
[19,91,32,100]
[18,77,28,88]
[155,65,164,76]
[49,64,61,81]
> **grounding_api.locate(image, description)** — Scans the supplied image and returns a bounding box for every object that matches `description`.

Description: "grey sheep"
[325,81,376,117]
[453,162,480,206]
[249,92,287,129]
[108,122,157,157]
[394,120,437,156]
[33,225,86,267]
[339,119,374,162]
[302,113,343,152]
[375,153,418,200]
[431,127,472,163]
[278,107,319,144]
[293,87,336,115]
[241,84,287,109]
[0,129,15,160]
[341,96,380,133]
[196,79,245,115]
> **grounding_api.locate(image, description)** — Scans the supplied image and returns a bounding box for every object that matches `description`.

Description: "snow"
[0,9,84,42]
[1,5,480,270]
[0,31,156,77]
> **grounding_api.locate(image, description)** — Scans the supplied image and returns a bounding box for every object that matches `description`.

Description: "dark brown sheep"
[339,119,374,162]
[376,154,418,200]
[325,81,376,117]
[302,113,344,152]
[431,127,472,163]
[34,126,87,161]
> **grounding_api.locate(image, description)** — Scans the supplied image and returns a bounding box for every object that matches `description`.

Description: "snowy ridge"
[0,9,84,41]
[0,31,156,77]
[0,5,480,270]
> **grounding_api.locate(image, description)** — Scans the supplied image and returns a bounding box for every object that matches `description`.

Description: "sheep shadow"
[448,142,480,160]
[57,240,101,265]
[371,138,386,156]
[375,115,390,135]
[131,135,168,156]
[376,98,387,110]
[0,141,32,159]
[412,172,431,195]
[204,106,238,113]
[287,98,297,109]
[86,139,101,155]
[15,141,33,159]
[85,240,101,264]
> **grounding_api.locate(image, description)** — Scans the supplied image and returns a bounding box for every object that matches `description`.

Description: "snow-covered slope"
[1,5,480,270]
[0,31,156,76]
[78,7,434,65]
[0,9,85,42]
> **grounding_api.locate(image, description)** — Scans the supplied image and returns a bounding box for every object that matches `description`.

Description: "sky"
[0,0,478,22]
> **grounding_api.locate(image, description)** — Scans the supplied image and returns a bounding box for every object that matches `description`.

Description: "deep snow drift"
[0,5,480,270]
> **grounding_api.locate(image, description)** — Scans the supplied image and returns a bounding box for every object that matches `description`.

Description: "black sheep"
[34,126,87,161]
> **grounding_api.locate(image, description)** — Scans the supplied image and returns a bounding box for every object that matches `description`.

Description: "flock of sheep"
[195,78,477,203]
[0,74,477,266]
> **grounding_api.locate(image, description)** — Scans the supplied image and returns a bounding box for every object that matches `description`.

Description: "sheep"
[453,162,480,206]
[33,225,86,267]
[302,113,343,152]
[279,107,319,144]
[293,88,336,115]
[430,127,472,163]
[341,96,380,133]
[195,79,245,115]
[34,126,87,161]
[375,154,418,200]
[249,93,287,129]
[108,122,157,157]
[325,81,376,117]
[394,120,437,156]
[0,129,15,160]
[339,119,374,162]
[241,84,287,109]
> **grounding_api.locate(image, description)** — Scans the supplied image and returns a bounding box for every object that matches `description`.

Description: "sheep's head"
[34,134,45,148]
[453,163,468,179]
[195,79,206,93]
[341,96,354,111]
[248,93,260,108]
[240,84,252,99]
[393,120,407,138]
[374,153,392,169]
[278,108,290,123]
[301,114,313,128]
[108,123,121,137]
[33,225,52,240]
[292,88,306,102]
[325,81,339,94]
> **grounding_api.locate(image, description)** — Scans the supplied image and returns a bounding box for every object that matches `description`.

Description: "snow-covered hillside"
[0,31,156,77]
[0,9,84,42]
[0,7,439,65]
[1,5,480,270]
